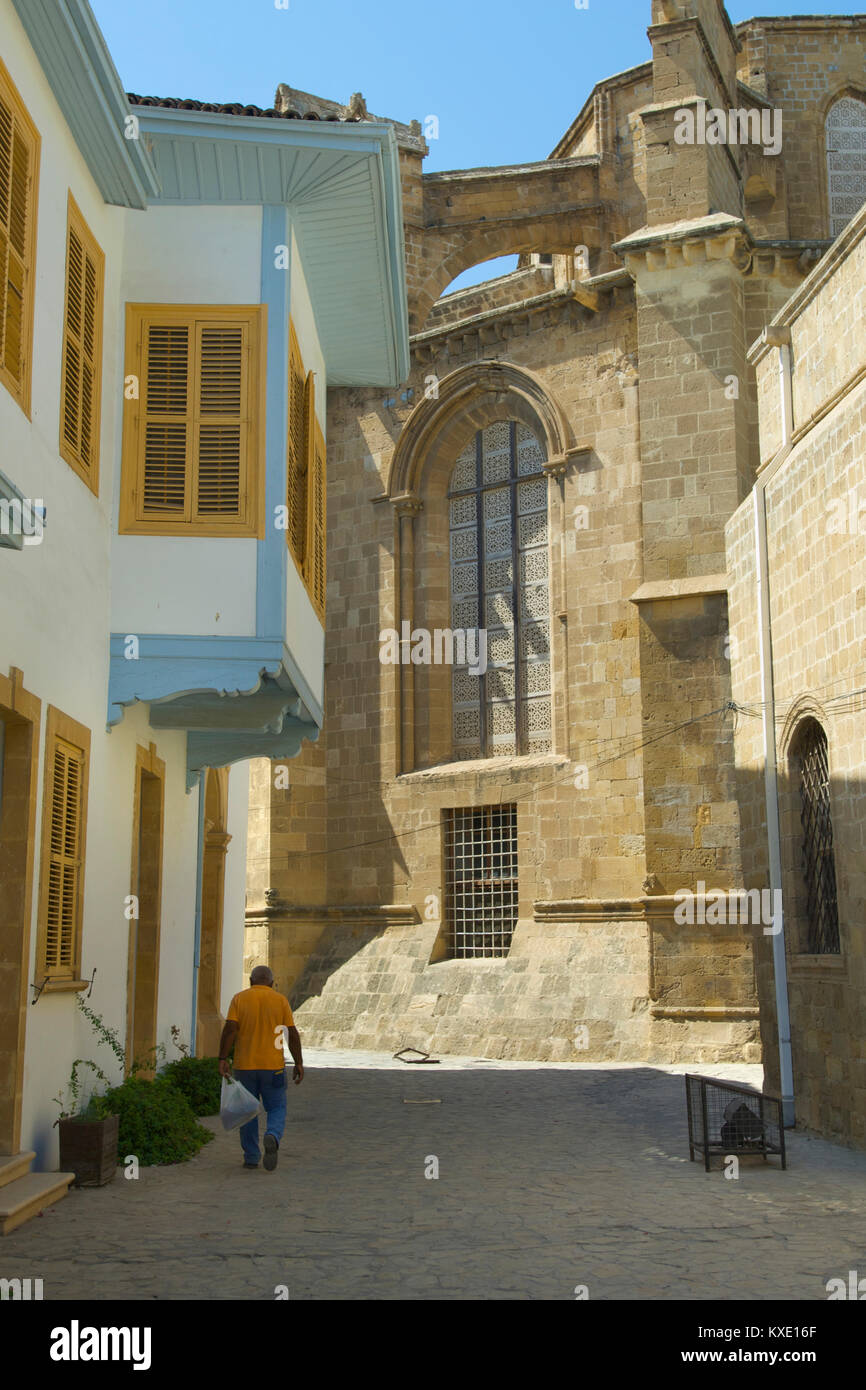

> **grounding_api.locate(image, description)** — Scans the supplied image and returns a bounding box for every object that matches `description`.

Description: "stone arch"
[410,216,604,333]
[388,362,573,773]
[387,360,572,503]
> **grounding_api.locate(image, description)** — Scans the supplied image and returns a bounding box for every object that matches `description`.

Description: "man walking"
[218,966,304,1170]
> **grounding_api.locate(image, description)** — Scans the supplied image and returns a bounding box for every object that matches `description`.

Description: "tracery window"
[448,421,552,759]
[826,96,866,238]
[790,718,840,955]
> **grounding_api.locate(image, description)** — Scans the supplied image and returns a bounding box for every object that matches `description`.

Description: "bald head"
[250,965,274,987]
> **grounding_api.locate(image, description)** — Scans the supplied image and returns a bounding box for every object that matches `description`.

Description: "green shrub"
[161,1055,222,1116]
[87,1076,213,1166]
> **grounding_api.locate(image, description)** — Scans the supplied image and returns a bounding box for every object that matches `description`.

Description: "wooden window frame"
[287,318,326,620]
[0,56,41,416]
[119,303,266,537]
[307,414,326,620]
[59,193,104,493]
[36,706,91,987]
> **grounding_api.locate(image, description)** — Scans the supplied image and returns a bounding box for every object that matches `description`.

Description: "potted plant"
[54,1046,118,1187]
[53,999,163,1186]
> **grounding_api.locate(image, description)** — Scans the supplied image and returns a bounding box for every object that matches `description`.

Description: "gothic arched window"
[826,96,866,238]
[790,718,840,954]
[448,421,552,759]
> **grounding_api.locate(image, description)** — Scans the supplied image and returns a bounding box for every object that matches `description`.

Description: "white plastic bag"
[220,1076,265,1131]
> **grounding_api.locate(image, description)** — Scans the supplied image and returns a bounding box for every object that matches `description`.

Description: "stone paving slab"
[3,1053,865,1300]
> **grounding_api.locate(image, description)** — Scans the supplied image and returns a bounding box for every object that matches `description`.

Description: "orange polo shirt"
[226,986,295,1070]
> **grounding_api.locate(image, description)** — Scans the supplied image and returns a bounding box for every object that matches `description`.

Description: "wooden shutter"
[60,199,103,489]
[287,325,308,564]
[141,321,190,517]
[44,737,84,975]
[308,418,326,617]
[0,60,39,411]
[122,306,261,536]
[195,323,245,519]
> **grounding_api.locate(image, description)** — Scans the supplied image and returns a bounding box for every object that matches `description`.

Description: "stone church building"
[245,2,866,1098]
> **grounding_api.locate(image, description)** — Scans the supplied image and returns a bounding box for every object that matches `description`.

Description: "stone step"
[0,1172,74,1236]
[0,1152,35,1190]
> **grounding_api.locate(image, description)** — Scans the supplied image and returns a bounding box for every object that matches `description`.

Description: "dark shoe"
[243,1160,259,1169]
[263,1135,279,1171]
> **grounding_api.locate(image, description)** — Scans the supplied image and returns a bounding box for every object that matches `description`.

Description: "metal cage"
[685,1075,786,1171]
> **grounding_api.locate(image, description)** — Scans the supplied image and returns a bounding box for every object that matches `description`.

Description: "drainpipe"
[190,771,206,1058]
[752,324,794,1127]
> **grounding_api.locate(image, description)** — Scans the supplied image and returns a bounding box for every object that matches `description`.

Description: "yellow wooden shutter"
[287,327,308,564]
[122,304,262,536]
[60,201,103,486]
[195,323,245,519]
[0,63,38,408]
[141,321,191,517]
[308,419,326,617]
[45,738,83,974]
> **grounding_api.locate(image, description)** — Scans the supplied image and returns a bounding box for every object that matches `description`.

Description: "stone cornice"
[411,271,631,359]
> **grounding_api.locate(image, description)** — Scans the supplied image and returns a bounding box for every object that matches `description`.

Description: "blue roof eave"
[10,0,160,208]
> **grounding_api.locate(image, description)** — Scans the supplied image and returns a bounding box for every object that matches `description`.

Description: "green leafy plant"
[87,1077,213,1165]
[54,997,166,1121]
[160,1055,222,1116]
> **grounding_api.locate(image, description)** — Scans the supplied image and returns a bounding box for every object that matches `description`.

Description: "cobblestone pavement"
[4,1052,866,1300]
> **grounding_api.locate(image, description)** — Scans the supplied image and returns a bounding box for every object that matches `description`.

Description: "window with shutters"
[449,421,552,758]
[37,709,90,983]
[60,196,104,491]
[120,304,265,536]
[0,58,40,415]
[287,319,326,620]
[826,96,866,238]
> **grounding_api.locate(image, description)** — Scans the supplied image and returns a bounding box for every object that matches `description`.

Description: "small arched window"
[826,96,866,238]
[790,718,840,954]
[448,421,552,759]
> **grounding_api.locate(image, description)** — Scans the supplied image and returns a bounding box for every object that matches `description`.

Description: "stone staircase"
[0,1152,74,1236]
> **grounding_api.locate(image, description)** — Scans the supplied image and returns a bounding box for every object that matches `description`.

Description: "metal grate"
[793,719,840,954]
[444,804,518,958]
[685,1075,786,1171]
[826,96,866,238]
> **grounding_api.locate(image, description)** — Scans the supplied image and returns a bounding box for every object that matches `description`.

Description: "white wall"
[111,205,264,638]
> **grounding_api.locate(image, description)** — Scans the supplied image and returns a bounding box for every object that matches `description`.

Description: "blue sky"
[91,0,856,291]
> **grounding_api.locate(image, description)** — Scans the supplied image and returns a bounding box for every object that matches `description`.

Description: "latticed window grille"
[444,805,518,959]
[826,96,866,237]
[448,421,552,759]
[792,719,840,955]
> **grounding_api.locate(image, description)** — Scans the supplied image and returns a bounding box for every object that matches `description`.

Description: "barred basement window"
[449,421,552,759]
[826,96,866,238]
[120,305,265,536]
[445,805,518,959]
[791,718,840,955]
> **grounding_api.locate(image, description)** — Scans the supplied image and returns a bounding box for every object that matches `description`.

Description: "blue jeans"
[233,1068,288,1164]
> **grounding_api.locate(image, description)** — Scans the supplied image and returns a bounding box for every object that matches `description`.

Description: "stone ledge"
[650,1005,761,1020]
[629,574,729,603]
